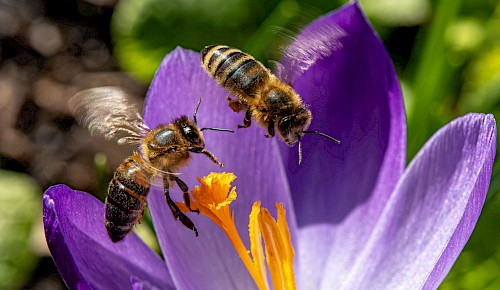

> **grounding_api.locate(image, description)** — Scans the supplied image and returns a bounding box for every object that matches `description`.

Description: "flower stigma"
[177,172,296,290]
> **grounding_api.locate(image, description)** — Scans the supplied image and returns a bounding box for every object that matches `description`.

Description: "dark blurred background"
[0,0,498,289]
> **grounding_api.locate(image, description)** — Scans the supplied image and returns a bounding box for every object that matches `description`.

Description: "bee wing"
[69,86,150,145]
[274,22,347,84]
[148,174,180,192]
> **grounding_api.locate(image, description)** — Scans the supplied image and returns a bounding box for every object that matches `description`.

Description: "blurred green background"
[0,0,498,289]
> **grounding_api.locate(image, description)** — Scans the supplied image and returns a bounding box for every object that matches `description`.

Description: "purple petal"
[277,2,406,287]
[143,48,294,289]
[334,114,496,289]
[423,114,496,289]
[43,185,175,290]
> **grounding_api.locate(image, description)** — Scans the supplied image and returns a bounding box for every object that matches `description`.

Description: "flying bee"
[69,87,233,242]
[201,45,340,164]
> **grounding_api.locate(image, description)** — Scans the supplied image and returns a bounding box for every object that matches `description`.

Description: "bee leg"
[226,97,252,128]
[171,175,200,214]
[162,175,199,236]
[227,96,247,113]
[188,147,224,167]
[237,110,252,129]
[265,120,275,138]
[137,210,145,224]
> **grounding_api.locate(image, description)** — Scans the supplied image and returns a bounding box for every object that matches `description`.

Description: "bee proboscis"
[200,45,340,164]
[70,87,233,242]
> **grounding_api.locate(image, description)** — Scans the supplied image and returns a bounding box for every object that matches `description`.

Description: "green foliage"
[0,170,40,290]
[359,0,431,26]
[94,152,111,201]
[406,0,463,160]
[112,0,282,82]
[406,0,500,161]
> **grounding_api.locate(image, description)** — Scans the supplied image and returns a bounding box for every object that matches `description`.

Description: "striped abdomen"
[201,45,269,98]
[105,154,154,242]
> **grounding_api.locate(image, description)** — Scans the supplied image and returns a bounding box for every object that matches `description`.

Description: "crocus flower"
[43,1,496,289]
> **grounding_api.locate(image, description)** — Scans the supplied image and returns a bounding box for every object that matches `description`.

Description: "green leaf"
[0,170,41,290]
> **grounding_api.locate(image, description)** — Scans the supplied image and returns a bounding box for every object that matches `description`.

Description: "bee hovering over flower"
[69,87,233,242]
[201,45,341,164]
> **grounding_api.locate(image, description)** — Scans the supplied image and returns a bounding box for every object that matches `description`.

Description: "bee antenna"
[298,140,303,165]
[303,130,341,144]
[201,127,235,133]
[194,98,233,133]
[193,98,202,124]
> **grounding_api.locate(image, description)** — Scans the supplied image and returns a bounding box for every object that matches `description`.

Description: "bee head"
[177,116,205,147]
[278,108,312,146]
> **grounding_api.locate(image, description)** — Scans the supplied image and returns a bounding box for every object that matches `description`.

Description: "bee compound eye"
[278,116,291,134]
[154,129,174,146]
[183,126,200,143]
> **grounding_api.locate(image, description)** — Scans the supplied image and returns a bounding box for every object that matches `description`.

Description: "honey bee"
[69,87,233,242]
[200,45,340,164]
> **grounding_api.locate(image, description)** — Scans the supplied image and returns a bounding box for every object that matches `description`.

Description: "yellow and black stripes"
[105,157,151,242]
[201,45,269,97]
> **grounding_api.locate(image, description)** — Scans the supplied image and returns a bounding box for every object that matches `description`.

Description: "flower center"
[177,172,296,290]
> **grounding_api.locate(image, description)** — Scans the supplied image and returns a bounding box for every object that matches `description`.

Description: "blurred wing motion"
[69,86,150,144]
[275,22,347,84]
